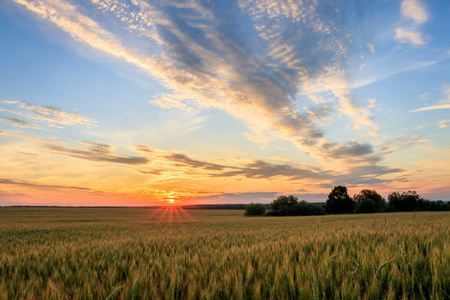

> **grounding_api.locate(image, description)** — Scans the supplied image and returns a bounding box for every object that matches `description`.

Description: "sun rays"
[148,204,196,227]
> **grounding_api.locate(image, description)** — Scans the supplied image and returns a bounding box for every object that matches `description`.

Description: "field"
[0,208,448,299]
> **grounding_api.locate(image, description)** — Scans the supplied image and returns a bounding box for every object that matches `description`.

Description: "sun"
[165,195,175,204]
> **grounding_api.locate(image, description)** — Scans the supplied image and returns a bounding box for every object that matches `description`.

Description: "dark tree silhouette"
[354,189,385,212]
[265,195,325,216]
[244,203,266,216]
[270,195,298,211]
[326,186,355,214]
[356,199,378,213]
[388,191,422,211]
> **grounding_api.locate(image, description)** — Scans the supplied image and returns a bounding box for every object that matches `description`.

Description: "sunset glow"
[0,0,449,206]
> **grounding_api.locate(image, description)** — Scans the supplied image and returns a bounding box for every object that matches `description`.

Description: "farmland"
[0,207,448,299]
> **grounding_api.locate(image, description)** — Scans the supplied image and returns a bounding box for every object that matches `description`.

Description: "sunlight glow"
[165,195,175,204]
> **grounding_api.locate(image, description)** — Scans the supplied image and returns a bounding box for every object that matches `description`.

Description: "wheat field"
[0,207,448,299]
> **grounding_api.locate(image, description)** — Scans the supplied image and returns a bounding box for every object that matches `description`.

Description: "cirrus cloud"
[12,0,380,166]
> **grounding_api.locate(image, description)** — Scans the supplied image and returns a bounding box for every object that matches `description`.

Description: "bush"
[244,203,266,216]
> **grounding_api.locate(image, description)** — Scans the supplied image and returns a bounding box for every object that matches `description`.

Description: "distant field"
[0,207,448,299]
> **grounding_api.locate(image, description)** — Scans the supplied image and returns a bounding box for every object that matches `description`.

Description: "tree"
[354,189,385,212]
[296,200,326,216]
[265,195,325,216]
[387,191,421,212]
[356,199,378,213]
[244,203,266,216]
[326,186,355,214]
[417,198,450,211]
[270,195,299,211]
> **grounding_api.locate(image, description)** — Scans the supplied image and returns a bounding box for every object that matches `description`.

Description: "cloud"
[396,0,429,47]
[334,165,405,186]
[134,145,155,153]
[351,60,438,89]
[324,141,374,159]
[0,115,41,129]
[395,28,426,46]
[261,156,293,163]
[400,0,429,24]
[11,0,415,195]
[1,100,96,128]
[12,0,381,165]
[0,178,93,191]
[1,131,409,203]
[411,84,450,112]
[410,104,450,112]
[378,134,428,155]
[1,100,19,104]
[438,120,450,128]
[136,148,404,186]
[44,141,149,165]
[18,103,96,127]
[211,159,329,181]
[165,153,231,171]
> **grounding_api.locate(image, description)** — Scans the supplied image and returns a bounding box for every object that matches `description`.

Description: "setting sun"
[165,196,175,204]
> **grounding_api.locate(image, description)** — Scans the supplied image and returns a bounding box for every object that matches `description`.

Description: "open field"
[0,208,448,299]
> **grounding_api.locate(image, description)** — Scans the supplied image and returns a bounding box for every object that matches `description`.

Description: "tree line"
[245,186,450,216]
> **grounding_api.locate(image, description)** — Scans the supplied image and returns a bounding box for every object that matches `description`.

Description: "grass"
[0,207,448,299]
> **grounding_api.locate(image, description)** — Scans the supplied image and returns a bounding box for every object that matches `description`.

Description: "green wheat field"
[0,208,448,299]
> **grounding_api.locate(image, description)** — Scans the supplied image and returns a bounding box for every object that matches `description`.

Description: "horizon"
[1,0,449,206]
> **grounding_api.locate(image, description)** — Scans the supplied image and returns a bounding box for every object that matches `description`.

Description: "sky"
[0,0,449,206]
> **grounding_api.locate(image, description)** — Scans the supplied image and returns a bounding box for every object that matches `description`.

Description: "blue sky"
[0,0,449,205]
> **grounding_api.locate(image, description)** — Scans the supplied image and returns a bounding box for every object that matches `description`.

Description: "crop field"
[0,207,448,299]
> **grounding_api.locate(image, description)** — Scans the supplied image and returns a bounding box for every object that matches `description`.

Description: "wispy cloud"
[410,104,450,112]
[12,0,382,166]
[137,146,403,185]
[410,85,450,112]
[0,115,41,129]
[0,178,93,191]
[1,100,96,128]
[1,131,408,203]
[44,141,149,165]
[351,60,438,89]
[378,134,428,155]
[438,120,450,128]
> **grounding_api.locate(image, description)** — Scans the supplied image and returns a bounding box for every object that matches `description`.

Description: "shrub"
[244,203,266,216]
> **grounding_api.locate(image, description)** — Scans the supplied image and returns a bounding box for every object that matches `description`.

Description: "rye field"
[0,208,448,299]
